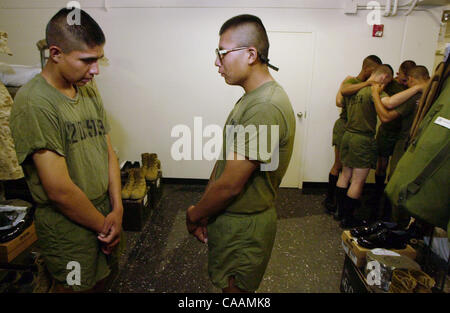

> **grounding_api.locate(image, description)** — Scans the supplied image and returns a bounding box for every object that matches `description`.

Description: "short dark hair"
[46,8,105,53]
[219,14,270,64]
[409,65,430,80]
[373,64,393,78]
[384,64,394,77]
[399,60,416,75]
[365,55,382,65]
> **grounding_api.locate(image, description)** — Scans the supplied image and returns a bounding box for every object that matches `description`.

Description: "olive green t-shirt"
[339,77,362,120]
[380,79,406,133]
[346,86,388,137]
[10,74,110,204]
[394,93,421,140]
[215,81,296,214]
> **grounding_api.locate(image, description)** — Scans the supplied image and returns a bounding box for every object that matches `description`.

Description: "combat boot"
[340,196,368,229]
[121,169,135,199]
[146,153,159,181]
[141,153,150,178]
[153,153,161,170]
[324,173,339,214]
[333,187,348,221]
[131,168,147,199]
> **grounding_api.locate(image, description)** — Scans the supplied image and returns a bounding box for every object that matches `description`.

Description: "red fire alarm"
[373,24,384,37]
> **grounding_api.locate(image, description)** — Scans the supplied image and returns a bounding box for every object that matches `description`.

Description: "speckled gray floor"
[108,183,346,293]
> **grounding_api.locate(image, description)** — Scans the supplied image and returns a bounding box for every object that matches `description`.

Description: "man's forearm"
[106,136,123,215]
[341,81,370,96]
[190,179,238,223]
[336,92,343,108]
[107,149,123,216]
[372,91,394,123]
[383,85,420,109]
[51,185,105,233]
[33,149,106,233]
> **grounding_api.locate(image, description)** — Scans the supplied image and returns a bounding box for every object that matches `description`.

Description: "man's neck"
[356,70,366,82]
[242,66,274,93]
[412,79,428,90]
[41,62,77,99]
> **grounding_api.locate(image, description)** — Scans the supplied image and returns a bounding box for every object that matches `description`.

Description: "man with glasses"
[186,14,295,293]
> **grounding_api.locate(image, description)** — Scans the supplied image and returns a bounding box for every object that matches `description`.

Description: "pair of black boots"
[324,174,367,229]
[334,187,367,229]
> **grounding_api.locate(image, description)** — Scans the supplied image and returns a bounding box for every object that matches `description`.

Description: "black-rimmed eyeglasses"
[215,47,249,61]
[215,46,279,71]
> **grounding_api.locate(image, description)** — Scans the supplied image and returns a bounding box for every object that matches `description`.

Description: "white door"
[267,31,314,188]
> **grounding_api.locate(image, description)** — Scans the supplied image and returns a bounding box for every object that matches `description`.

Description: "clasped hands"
[97,210,122,255]
[371,82,385,94]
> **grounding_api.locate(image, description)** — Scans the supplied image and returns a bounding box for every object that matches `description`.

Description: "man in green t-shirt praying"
[10,8,123,292]
[186,14,295,293]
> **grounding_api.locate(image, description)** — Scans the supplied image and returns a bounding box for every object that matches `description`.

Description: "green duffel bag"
[385,61,450,239]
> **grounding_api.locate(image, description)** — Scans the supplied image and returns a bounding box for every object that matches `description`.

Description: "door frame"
[267,28,317,189]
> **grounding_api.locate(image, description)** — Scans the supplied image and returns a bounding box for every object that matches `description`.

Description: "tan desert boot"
[150,153,161,170]
[146,154,159,181]
[141,153,150,179]
[121,169,135,199]
[131,167,147,199]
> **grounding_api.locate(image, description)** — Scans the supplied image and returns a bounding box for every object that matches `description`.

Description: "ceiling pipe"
[384,0,392,16]
[391,0,399,16]
[405,0,418,16]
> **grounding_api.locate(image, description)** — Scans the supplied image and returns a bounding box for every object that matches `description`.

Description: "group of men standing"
[7,4,435,294]
[9,9,295,293]
[324,56,430,229]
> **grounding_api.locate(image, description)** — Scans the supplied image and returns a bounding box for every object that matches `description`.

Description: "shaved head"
[369,64,393,85]
[363,55,382,69]
[373,64,393,77]
[46,8,105,53]
[408,65,430,80]
[384,63,394,77]
[219,14,270,65]
[399,60,416,75]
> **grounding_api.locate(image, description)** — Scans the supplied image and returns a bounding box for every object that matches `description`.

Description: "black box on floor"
[340,255,371,293]
[3,178,34,203]
[146,171,163,210]
[122,187,150,232]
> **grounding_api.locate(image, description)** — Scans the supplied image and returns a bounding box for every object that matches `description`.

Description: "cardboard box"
[340,254,389,293]
[340,255,371,293]
[122,187,150,232]
[364,249,421,292]
[0,222,37,263]
[341,230,417,268]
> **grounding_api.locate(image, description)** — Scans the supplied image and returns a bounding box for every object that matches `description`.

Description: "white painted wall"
[0,0,445,182]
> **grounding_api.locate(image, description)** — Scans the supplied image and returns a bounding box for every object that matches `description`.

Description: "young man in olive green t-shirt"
[186,15,295,293]
[324,55,382,214]
[372,66,429,223]
[9,8,122,292]
[336,65,392,228]
[372,60,416,211]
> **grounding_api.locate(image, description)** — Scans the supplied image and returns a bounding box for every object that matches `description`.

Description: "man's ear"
[247,47,258,65]
[48,45,63,63]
